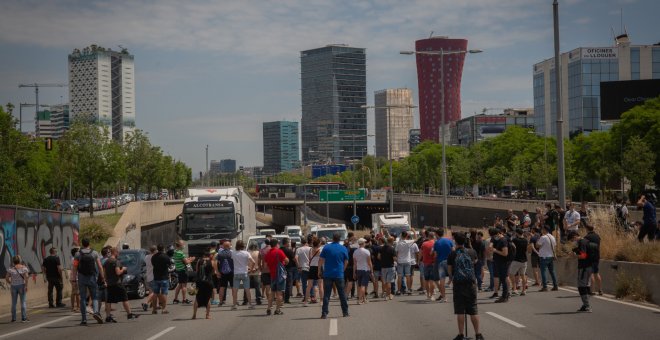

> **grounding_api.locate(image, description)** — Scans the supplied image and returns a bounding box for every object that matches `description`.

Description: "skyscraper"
[263,121,300,174]
[414,37,468,142]
[301,45,367,164]
[374,89,414,159]
[68,45,135,142]
[533,34,660,137]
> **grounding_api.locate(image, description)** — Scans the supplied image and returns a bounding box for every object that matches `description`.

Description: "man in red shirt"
[421,231,440,300]
[263,238,289,316]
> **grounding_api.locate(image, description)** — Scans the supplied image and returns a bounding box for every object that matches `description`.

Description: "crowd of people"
[4,194,657,340]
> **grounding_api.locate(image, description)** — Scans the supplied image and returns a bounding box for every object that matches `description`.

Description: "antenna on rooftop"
[429,31,434,39]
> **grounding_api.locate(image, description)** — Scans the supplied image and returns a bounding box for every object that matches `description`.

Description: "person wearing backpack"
[193,250,217,319]
[568,230,597,312]
[447,232,484,340]
[584,224,602,296]
[216,241,234,306]
[72,238,105,325]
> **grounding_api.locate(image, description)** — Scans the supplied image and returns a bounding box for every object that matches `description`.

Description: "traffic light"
[45,138,53,151]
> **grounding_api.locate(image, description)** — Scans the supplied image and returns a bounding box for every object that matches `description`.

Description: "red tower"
[415,37,468,142]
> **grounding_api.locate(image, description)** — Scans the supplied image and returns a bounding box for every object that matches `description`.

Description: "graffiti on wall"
[0,206,79,278]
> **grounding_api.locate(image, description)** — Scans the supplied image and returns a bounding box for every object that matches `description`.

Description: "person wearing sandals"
[6,255,30,323]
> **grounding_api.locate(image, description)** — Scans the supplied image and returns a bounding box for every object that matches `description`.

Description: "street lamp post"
[400,48,482,228]
[361,104,417,213]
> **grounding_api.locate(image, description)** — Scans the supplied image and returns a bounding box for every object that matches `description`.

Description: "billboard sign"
[600,79,660,120]
[320,189,366,202]
[581,47,618,59]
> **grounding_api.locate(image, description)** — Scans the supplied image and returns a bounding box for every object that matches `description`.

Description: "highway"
[1,274,658,340]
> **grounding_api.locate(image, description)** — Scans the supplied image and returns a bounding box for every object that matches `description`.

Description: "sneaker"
[172,299,180,304]
[142,303,149,312]
[296,293,303,297]
[489,293,499,299]
[242,301,248,306]
[435,295,444,301]
[510,291,519,296]
[343,313,350,317]
[406,289,413,295]
[105,316,117,323]
[577,306,592,313]
[597,290,603,296]
[494,297,509,303]
[321,314,327,319]
[274,309,284,315]
[453,335,465,340]
[21,319,29,323]
[80,320,88,326]
[248,304,256,310]
[395,291,401,296]
[531,283,540,286]
[92,313,103,324]
[475,334,485,340]
[551,286,559,291]
[183,299,193,304]
[388,294,394,300]
[266,309,272,315]
[231,305,238,311]
[162,310,169,314]
[520,291,526,296]
[539,287,548,292]
[49,304,55,308]
[56,303,67,308]
[11,319,16,322]
[152,310,158,314]
[128,313,140,320]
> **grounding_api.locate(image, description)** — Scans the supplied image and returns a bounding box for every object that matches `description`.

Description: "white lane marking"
[329,318,338,336]
[486,312,526,328]
[146,326,176,340]
[0,315,73,339]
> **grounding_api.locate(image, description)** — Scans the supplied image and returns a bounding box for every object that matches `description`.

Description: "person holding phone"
[103,247,140,322]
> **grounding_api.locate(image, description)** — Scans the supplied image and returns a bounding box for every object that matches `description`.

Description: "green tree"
[124,130,154,197]
[623,136,656,199]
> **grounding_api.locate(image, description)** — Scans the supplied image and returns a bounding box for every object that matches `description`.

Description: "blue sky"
[1,0,658,176]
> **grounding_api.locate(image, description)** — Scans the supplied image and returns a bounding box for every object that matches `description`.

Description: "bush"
[79,215,118,250]
[614,271,650,301]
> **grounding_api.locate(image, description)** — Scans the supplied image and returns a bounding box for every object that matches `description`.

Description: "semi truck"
[371,212,411,238]
[176,187,256,257]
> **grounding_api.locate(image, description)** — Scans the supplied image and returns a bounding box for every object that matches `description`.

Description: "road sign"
[320,189,366,202]
[351,215,360,224]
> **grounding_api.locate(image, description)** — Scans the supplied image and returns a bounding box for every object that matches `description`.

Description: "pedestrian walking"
[151,244,171,315]
[103,247,140,322]
[447,233,484,340]
[142,245,157,312]
[432,228,454,302]
[70,247,81,313]
[584,224,602,296]
[72,238,105,325]
[637,194,657,242]
[193,250,217,319]
[6,255,29,323]
[42,247,66,308]
[319,233,349,319]
[568,230,598,312]
[172,240,195,305]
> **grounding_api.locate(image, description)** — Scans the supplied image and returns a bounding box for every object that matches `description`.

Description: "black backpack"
[453,249,476,283]
[78,249,96,276]
[506,238,517,262]
[197,259,212,283]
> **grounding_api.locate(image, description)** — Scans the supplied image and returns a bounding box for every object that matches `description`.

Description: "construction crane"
[18,83,67,134]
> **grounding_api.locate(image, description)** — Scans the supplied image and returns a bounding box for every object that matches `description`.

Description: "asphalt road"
[1,273,658,340]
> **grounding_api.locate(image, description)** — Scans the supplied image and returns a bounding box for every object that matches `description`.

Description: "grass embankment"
[79,213,122,251]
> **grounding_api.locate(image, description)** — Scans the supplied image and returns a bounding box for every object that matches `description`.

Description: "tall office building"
[533,34,660,137]
[36,104,70,139]
[374,89,414,159]
[219,159,236,174]
[263,121,300,174]
[415,37,469,142]
[301,45,367,164]
[68,45,135,142]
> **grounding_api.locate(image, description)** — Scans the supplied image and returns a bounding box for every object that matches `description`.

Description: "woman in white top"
[6,255,30,322]
[306,237,323,304]
[231,240,256,309]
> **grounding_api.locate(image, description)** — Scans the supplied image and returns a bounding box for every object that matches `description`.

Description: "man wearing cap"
[352,238,373,305]
[536,226,558,292]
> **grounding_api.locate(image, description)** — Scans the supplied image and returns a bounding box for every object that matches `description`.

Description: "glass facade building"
[533,38,660,137]
[300,45,367,164]
[263,121,300,175]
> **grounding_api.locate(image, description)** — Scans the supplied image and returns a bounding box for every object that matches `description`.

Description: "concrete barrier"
[551,257,660,304]
[105,200,183,249]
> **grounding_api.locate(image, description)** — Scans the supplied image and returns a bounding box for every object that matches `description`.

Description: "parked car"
[118,248,148,299]
[76,198,91,211]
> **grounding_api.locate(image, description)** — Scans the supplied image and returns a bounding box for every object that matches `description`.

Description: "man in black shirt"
[151,244,172,314]
[508,229,529,296]
[378,237,397,300]
[569,231,596,312]
[584,225,602,296]
[103,247,139,322]
[42,247,65,308]
[370,238,382,298]
[448,232,484,340]
[490,228,510,303]
[281,238,297,303]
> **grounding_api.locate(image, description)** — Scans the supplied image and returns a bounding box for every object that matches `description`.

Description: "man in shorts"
[508,229,529,296]
[447,233,484,340]
[142,245,156,311]
[378,237,397,300]
[172,240,195,304]
[352,238,373,304]
[432,228,454,302]
[151,244,171,314]
[216,241,234,306]
[420,231,439,300]
[69,247,81,313]
[259,239,272,304]
[264,238,288,315]
[103,247,139,322]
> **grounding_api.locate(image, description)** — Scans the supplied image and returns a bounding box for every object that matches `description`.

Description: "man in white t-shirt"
[564,203,581,232]
[295,239,312,303]
[231,240,256,309]
[395,232,419,295]
[353,238,373,305]
[536,227,558,291]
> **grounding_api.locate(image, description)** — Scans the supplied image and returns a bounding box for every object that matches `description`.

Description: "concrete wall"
[105,200,183,249]
[553,258,660,304]
[141,221,178,249]
[0,205,80,316]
